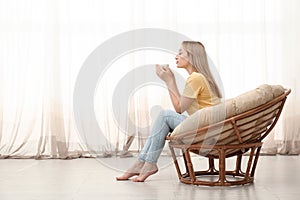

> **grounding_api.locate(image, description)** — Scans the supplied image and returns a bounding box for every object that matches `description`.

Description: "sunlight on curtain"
[0,0,299,158]
[0,0,86,158]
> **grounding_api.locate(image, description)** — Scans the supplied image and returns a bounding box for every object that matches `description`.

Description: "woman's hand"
[155,64,194,113]
[155,64,175,84]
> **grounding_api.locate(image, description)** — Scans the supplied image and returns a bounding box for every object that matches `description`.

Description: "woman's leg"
[117,109,186,181]
[116,134,154,180]
[133,109,186,182]
[139,109,186,163]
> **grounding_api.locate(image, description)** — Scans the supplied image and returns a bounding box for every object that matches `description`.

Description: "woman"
[116,41,222,182]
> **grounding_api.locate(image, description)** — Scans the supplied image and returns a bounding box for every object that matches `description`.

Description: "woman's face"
[175,46,191,69]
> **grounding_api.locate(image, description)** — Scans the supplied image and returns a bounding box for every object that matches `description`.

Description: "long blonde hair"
[181,41,222,98]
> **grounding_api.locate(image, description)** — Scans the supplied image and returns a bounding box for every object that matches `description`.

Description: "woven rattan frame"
[166,89,291,186]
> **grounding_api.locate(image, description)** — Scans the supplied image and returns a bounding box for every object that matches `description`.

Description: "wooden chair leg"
[184,149,196,182]
[251,146,261,177]
[168,143,182,180]
[244,147,256,178]
[218,149,226,184]
[208,157,216,174]
[235,154,243,175]
[182,149,189,175]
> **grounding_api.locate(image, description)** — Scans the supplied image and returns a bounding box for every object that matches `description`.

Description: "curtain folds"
[0,0,299,158]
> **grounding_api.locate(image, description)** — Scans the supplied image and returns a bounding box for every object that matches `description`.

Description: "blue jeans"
[138,109,187,163]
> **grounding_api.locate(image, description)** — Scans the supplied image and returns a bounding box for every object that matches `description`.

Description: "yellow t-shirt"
[182,72,221,115]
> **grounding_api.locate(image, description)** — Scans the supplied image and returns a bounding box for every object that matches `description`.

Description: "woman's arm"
[156,65,194,113]
[166,79,194,113]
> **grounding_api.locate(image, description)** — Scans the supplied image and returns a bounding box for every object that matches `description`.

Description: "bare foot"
[132,162,158,182]
[116,160,144,181]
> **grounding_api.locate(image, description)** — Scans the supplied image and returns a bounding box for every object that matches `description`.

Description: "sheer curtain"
[0,0,299,158]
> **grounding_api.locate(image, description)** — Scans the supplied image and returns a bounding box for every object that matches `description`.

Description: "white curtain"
[0,0,299,158]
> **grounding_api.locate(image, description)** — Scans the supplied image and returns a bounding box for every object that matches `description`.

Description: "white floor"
[0,155,299,200]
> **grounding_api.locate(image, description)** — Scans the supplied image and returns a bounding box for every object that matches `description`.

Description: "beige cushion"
[171,84,285,139]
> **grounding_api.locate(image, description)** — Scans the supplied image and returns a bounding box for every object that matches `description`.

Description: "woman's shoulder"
[187,72,206,82]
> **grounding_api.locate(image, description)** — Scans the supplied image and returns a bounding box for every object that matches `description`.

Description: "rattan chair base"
[168,142,262,186]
